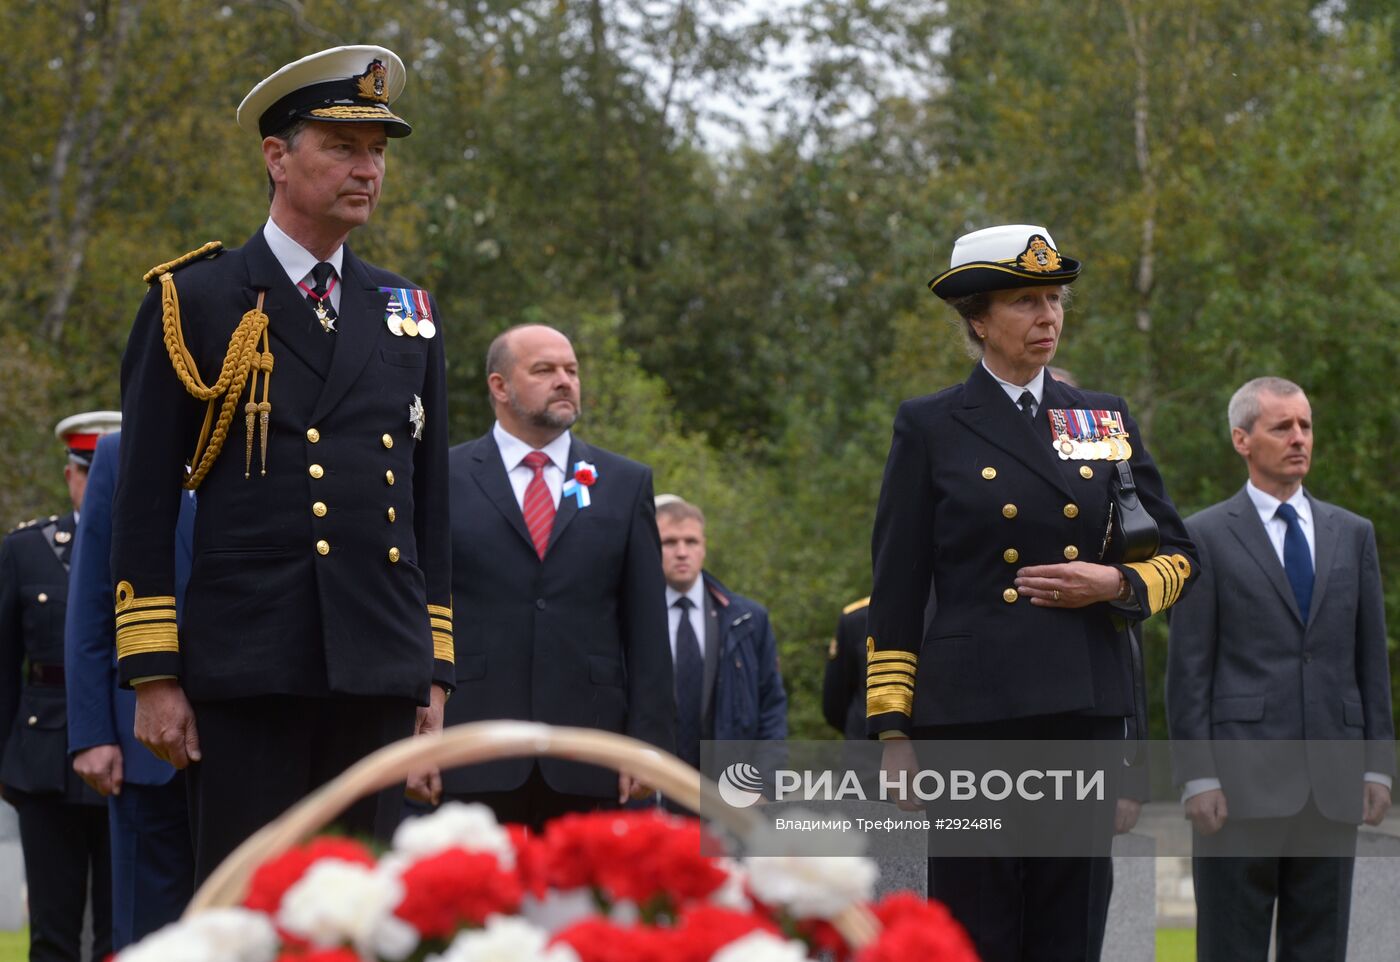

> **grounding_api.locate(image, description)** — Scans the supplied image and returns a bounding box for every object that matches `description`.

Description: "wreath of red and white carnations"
[116,805,979,962]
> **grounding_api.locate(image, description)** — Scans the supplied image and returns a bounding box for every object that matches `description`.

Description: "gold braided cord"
[142,242,222,284]
[157,277,270,490]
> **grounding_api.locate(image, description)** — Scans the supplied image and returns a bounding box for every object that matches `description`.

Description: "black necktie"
[1275,502,1314,620]
[305,262,338,333]
[673,597,704,769]
[1018,390,1036,419]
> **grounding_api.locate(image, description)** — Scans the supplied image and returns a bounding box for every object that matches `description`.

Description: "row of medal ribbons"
[1047,408,1133,462]
[380,286,437,339]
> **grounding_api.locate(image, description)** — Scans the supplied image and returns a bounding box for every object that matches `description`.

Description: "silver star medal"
[408,394,426,441]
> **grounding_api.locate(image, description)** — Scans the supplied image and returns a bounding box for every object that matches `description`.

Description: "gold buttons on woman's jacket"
[308,464,324,479]
[315,540,330,555]
[1063,503,1079,518]
[1003,548,1019,564]
[388,547,401,563]
[385,470,395,486]
[981,467,997,480]
[1079,465,1093,479]
[1064,546,1080,560]
[387,507,396,523]
[1002,504,1018,519]
[1002,588,1019,604]
[306,428,320,443]
[312,502,327,518]
[382,434,394,449]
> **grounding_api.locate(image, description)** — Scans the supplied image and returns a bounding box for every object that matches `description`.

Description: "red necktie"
[521,450,555,559]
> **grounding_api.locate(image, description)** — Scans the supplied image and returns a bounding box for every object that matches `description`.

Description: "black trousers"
[1192,795,1357,962]
[914,713,1123,962]
[186,695,418,883]
[8,789,111,962]
[445,764,615,833]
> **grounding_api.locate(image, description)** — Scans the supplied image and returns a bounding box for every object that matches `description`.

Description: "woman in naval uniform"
[866,224,1197,962]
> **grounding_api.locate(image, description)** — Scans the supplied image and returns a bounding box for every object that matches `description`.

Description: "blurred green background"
[4,0,1398,743]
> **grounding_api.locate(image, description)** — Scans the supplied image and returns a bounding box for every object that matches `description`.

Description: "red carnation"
[857,893,978,962]
[671,905,781,962]
[537,812,727,910]
[552,917,675,962]
[244,837,376,914]
[796,917,852,961]
[394,848,523,937]
[575,467,596,486]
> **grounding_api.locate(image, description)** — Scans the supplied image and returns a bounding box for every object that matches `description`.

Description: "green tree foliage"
[3,0,1397,737]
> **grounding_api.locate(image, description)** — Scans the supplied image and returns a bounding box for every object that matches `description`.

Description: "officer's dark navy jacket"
[867,364,1198,734]
[0,512,99,800]
[110,228,452,702]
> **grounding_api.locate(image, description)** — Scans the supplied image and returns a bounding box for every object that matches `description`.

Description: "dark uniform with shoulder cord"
[866,226,1198,962]
[110,46,453,882]
[0,413,119,962]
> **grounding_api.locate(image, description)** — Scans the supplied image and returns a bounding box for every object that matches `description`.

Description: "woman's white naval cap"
[237,45,411,139]
[928,223,1081,300]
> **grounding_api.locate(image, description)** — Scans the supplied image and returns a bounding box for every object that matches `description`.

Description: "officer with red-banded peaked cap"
[2,411,121,960]
[111,44,452,884]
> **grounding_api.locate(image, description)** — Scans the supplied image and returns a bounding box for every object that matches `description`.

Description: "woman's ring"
[1052,589,1061,602]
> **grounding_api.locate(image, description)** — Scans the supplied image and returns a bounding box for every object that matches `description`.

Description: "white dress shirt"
[983,360,1046,417]
[264,216,345,313]
[1245,480,1315,567]
[1182,481,1390,800]
[493,422,570,511]
[665,579,708,664]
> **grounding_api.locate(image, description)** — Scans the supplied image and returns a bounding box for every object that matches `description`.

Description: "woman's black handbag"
[1110,459,1159,564]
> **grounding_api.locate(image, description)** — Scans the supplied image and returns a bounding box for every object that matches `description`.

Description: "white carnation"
[278,859,413,958]
[393,801,516,868]
[428,915,582,962]
[710,931,813,962]
[708,858,752,912]
[744,855,878,919]
[116,908,278,962]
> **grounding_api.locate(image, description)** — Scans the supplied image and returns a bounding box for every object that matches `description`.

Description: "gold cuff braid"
[1125,554,1192,614]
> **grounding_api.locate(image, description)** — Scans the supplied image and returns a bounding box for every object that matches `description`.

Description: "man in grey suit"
[1167,376,1393,962]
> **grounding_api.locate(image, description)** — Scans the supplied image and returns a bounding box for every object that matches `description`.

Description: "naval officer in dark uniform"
[111,45,453,883]
[0,411,119,962]
[868,224,1197,962]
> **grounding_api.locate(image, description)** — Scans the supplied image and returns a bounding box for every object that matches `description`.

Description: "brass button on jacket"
[1079,465,1094,479]
[308,464,324,479]
[1063,545,1080,560]
[386,507,396,523]
[37,592,48,604]
[312,502,328,518]
[1002,588,1019,604]
[306,427,321,443]
[1002,504,1018,519]
[316,540,330,555]
[1063,503,1079,519]
[1003,548,1019,564]
[388,547,401,563]
[385,470,395,486]
[381,434,394,449]
[27,715,38,727]
[981,467,997,480]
